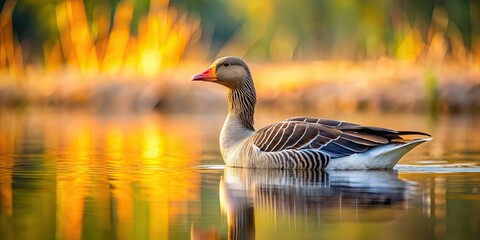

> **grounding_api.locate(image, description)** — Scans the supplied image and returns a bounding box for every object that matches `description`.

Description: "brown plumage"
[192,56,431,169]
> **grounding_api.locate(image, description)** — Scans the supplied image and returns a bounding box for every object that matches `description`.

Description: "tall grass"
[0,1,478,112]
[1,0,200,82]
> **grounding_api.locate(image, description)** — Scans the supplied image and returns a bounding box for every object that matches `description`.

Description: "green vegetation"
[0,0,479,113]
[4,0,480,63]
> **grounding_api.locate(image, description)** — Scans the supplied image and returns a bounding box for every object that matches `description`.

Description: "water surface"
[0,108,479,239]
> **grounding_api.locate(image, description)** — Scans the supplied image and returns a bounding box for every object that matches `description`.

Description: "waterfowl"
[191,56,431,170]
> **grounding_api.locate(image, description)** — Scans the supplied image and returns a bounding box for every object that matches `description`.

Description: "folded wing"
[251,116,430,158]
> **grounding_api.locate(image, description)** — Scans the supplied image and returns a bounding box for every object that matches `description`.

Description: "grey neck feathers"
[227,74,256,131]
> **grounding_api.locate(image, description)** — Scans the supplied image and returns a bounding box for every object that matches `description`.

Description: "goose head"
[191,56,251,89]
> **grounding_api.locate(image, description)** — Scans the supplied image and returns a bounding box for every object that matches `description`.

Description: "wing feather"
[251,117,429,160]
[342,131,389,145]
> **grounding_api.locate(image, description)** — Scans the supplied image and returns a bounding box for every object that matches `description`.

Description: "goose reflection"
[219,168,411,240]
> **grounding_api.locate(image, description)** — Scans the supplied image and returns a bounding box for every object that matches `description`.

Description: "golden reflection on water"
[215,168,480,240]
[1,109,480,239]
[0,109,203,240]
[398,172,480,240]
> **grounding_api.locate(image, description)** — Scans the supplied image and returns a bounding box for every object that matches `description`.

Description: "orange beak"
[191,64,217,81]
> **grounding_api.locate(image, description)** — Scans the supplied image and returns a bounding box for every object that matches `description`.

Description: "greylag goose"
[191,56,431,170]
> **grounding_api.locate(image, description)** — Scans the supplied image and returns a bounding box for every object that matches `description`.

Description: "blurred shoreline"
[2,1,479,115]
[1,59,479,114]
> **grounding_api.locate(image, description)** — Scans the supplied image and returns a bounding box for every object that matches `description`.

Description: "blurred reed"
[0,0,479,113]
[1,0,200,80]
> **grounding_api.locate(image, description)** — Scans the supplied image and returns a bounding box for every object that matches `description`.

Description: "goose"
[191,56,431,170]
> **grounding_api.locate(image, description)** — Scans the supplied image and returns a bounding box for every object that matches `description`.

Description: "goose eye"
[223,63,230,67]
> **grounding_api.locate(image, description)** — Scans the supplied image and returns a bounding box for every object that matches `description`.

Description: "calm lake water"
[0,108,479,240]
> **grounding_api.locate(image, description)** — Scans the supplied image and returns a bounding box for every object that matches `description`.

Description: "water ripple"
[395,163,480,173]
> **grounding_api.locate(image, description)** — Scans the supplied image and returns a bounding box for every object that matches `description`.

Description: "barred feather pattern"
[249,116,430,169]
[228,74,256,131]
[259,149,330,170]
[197,56,431,169]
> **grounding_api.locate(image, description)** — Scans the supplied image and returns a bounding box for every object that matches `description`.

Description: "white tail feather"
[325,138,432,170]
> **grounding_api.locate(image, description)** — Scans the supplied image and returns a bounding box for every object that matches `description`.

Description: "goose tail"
[326,137,432,170]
